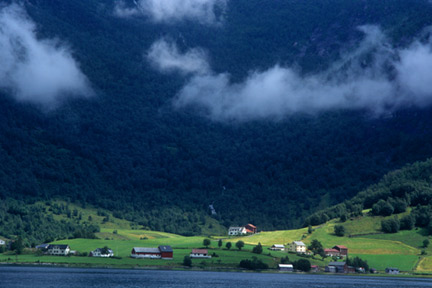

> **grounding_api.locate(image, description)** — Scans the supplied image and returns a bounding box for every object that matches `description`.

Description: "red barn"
[158,245,173,259]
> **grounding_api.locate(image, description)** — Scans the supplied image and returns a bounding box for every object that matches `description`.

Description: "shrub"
[183,255,192,267]
[252,243,263,254]
[236,240,244,251]
[203,238,211,248]
[400,215,414,230]
[239,257,269,270]
[381,218,400,233]
[293,259,311,272]
[225,242,232,250]
[334,225,345,237]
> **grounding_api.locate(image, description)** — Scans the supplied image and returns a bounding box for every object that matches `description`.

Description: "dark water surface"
[1,266,432,287]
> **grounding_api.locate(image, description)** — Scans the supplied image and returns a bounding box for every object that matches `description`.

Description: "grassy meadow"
[1,206,431,273]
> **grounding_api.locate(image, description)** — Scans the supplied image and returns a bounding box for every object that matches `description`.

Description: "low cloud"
[147,39,210,75]
[166,25,432,121]
[113,0,141,18]
[114,0,227,25]
[0,4,92,107]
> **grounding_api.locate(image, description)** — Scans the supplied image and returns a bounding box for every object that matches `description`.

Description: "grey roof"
[48,244,69,249]
[293,241,305,246]
[94,248,113,253]
[158,245,173,252]
[328,262,346,266]
[133,247,160,253]
[36,244,49,249]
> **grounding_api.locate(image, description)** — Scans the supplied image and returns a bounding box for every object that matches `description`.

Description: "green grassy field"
[1,210,431,273]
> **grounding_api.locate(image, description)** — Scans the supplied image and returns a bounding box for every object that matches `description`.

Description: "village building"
[325,262,355,273]
[385,267,399,274]
[228,226,247,236]
[190,249,211,258]
[333,245,348,257]
[159,245,174,259]
[131,246,173,259]
[289,241,306,253]
[0,239,5,246]
[245,224,257,234]
[228,224,257,236]
[47,244,70,256]
[310,265,320,273]
[270,244,285,251]
[131,247,161,259]
[35,244,49,250]
[326,262,347,273]
[324,248,340,257]
[89,248,114,257]
[278,264,294,272]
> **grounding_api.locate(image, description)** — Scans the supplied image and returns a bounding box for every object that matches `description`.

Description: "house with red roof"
[245,224,257,234]
[324,248,340,257]
[333,245,348,257]
[190,249,211,258]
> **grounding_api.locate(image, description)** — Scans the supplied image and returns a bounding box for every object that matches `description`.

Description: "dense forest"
[2,0,432,242]
[304,158,432,235]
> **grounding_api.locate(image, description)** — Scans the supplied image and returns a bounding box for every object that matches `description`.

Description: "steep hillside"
[305,158,432,227]
[1,0,432,240]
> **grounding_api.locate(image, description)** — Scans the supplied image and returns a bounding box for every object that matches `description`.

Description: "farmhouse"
[90,248,114,257]
[245,224,257,234]
[289,241,306,253]
[190,249,211,258]
[131,245,173,259]
[324,248,340,257]
[35,244,49,250]
[131,247,161,259]
[270,244,285,251]
[278,264,294,272]
[325,261,347,273]
[228,224,257,236]
[333,245,348,257]
[47,244,70,256]
[385,267,400,274]
[325,262,355,273]
[159,245,174,259]
[228,226,247,236]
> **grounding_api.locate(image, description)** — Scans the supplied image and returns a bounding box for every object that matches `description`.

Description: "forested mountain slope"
[2,0,432,239]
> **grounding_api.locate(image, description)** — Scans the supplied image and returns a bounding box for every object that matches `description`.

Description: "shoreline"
[1,261,432,278]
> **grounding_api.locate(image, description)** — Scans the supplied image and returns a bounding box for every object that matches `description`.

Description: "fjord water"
[1,267,432,288]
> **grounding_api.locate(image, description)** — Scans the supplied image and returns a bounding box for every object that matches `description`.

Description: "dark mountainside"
[2,0,432,241]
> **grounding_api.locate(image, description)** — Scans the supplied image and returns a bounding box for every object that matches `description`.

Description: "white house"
[278,264,294,272]
[289,241,306,253]
[90,248,114,257]
[0,239,5,246]
[385,267,399,274]
[270,244,285,251]
[190,249,211,258]
[228,226,247,236]
[47,244,70,256]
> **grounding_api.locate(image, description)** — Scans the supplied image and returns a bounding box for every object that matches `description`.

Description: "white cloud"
[166,26,432,121]
[113,0,141,18]
[147,39,210,75]
[114,0,227,25]
[0,4,92,107]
